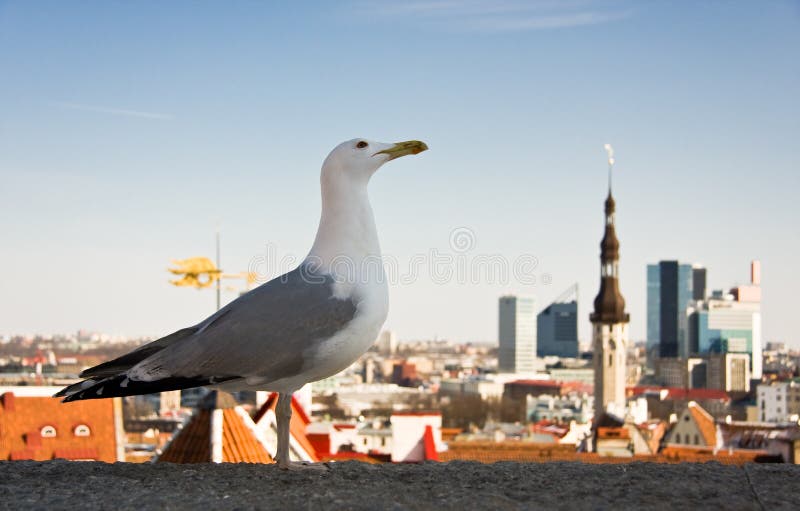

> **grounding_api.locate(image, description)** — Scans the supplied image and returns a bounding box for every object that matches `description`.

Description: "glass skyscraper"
[647,261,706,358]
[537,300,578,358]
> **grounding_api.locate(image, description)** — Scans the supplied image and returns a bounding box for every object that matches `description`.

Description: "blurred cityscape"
[2,189,798,466]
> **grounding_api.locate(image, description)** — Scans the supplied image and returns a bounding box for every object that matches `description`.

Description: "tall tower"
[498,295,537,373]
[591,146,630,414]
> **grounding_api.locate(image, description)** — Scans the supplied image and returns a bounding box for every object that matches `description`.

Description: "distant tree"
[441,394,490,430]
[314,393,348,420]
[406,393,438,411]
[486,396,526,423]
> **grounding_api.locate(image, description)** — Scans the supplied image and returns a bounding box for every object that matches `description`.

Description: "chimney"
[751,260,761,286]
[1,392,14,412]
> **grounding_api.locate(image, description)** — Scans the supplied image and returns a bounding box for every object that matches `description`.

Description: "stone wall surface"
[1,460,798,510]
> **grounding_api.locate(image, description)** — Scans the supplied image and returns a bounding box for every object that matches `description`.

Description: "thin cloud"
[54,102,174,120]
[459,10,633,33]
[357,0,632,33]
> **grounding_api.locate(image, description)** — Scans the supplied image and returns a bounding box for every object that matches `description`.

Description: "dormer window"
[41,425,57,438]
[74,424,91,437]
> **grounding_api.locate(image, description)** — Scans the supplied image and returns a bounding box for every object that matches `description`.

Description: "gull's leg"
[276,392,292,469]
[275,391,329,471]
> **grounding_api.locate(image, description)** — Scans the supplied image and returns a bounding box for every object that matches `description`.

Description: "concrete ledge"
[1,461,798,510]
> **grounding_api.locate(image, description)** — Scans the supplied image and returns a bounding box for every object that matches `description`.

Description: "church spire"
[591,146,629,325]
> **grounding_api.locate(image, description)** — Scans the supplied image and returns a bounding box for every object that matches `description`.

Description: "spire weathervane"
[603,143,615,192]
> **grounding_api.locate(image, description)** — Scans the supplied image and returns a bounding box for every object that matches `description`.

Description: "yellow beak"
[374,140,429,161]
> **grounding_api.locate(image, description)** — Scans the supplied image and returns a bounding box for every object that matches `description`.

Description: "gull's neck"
[307,177,382,273]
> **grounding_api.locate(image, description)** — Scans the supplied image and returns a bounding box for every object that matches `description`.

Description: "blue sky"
[1,1,798,346]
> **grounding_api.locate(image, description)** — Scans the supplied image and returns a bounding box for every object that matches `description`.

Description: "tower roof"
[591,191,629,324]
[157,391,273,464]
[591,277,629,324]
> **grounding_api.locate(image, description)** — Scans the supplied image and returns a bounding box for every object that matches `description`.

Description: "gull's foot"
[279,461,331,472]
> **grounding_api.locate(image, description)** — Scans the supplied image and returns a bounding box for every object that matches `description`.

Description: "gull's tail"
[55,373,239,402]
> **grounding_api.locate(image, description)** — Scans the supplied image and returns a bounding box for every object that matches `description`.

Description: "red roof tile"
[221,409,272,463]
[440,441,764,465]
[688,402,717,447]
[158,410,212,463]
[423,425,438,461]
[0,392,118,462]
[158,393,273,464]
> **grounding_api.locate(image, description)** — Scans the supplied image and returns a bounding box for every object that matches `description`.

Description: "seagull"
[56,138,428,468]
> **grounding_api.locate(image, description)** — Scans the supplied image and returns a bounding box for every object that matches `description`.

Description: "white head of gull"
[55,138,428,469]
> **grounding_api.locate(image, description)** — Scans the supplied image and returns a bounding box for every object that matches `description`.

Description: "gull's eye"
[356,141,368,149]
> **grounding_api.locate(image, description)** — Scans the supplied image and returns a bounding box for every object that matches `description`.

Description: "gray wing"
[128,264,358,384]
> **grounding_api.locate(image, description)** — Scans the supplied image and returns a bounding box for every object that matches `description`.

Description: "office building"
[688,261,763,379]
[647,261,706,358]
[498,295,536,373]
[537,284,578,358]
[706,352,751,392]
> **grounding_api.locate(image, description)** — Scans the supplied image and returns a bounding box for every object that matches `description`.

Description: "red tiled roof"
[688,402,717,447]
[221,410,272,463]
[158,410,212,463]
[439,441,765,466]
[0,392,118,462]
[307,433,331,456]
[9,449,36,460]
[423,425,438,461]
[597,427,630,440]
[158,394,273,464]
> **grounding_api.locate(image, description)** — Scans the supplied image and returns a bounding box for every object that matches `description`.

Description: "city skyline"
[1,1,798,346]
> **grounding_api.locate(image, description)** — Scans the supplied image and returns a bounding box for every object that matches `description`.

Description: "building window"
[608,354,613,367]
[41,425,57,438]
[674,434,680,444]
[694,434,699,445]
[74,425,91,437]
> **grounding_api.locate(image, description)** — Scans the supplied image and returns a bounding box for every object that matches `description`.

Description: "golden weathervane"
[167,234,257,310]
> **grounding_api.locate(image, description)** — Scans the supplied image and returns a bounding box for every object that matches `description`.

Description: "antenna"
[603,144,615,192]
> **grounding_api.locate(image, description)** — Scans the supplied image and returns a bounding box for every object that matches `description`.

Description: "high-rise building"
[498,295,536,373]
[590,186,629,414]
[537,284,578,358]
[688,261,763,380]
[375,330,398,355]
[692,267,707,300]
[706,352,750,392]
[647,261,706,358]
